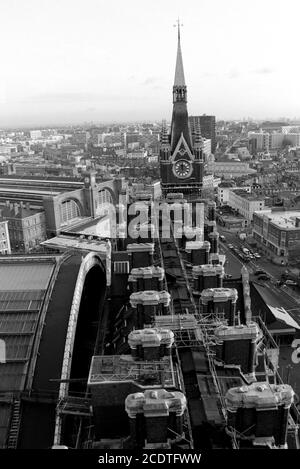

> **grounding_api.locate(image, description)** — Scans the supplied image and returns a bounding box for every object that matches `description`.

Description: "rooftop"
[0,204,43,219]
[0,258,55,393]
[231,189,264,201]
[42,235,108,255]
[254,209,300,229]
[88,354,176,388]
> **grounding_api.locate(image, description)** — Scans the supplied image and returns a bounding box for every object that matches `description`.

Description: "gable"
[170,133,195,163]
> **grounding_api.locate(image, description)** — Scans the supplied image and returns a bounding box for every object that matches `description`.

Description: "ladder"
[7,400,21,449]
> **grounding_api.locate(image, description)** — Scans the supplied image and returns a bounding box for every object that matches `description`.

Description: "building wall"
[202,138,211,159]
[206,161,255,178]
[0,221,11,254]
[6,211,46,253]
[189,115,216,152]
[252,210,300,263]
[248,132,270,151]
[228,190,264,222]
[217,186,251,205]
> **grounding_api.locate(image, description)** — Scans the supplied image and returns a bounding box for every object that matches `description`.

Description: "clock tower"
[160,24,203,199]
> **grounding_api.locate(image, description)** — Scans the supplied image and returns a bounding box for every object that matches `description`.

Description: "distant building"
[202,138,211,160]
[0,220,11,254]
[189,115,216,152]
[217,184,251,205]
[228,189,265,224]
[283,134,300,147]
[0,202,46,253]
[206,160,256,179]
[30,130,42,140]
[248,132,270,152]
[282,125,300,134]
[236,147,251,159]
[253,209,300,264]
[0,144,19,155]
[269,133,284,149]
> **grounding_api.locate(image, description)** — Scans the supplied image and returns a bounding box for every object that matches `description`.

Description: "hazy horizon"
[1,0,300,128]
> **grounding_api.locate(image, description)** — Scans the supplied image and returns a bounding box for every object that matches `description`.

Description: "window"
[60,199,81,224]
[113,261,130,274]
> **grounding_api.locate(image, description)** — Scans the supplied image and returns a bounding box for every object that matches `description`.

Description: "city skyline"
[1,0,300,127]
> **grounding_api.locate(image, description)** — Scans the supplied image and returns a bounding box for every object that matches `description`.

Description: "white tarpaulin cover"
[268,305,300,329]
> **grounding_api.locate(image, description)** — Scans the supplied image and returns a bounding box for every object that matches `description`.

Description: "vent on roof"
[114,261,130,274]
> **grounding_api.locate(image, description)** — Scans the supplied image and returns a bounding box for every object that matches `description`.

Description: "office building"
[253,209,300,264]
[190,115,216,152]
[0,202,46,253]
[228,189,265,224]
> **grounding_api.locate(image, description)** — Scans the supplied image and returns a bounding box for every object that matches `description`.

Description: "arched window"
[96,189,113,216]
[60,199,81,224]
[98,189,113,206]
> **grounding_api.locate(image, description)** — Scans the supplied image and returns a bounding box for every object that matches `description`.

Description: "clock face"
[173,159,192,179]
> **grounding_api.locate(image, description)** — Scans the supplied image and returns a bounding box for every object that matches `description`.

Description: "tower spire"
[174,19,185,87]
[177,17,181,41]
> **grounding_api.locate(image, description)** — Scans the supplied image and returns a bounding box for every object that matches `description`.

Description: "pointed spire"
[160,121,169,145]
[174,19,185,87]
[194,120,203,145]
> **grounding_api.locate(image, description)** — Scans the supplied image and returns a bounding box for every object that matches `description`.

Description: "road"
[218,225,300,396]
[218,225,300,304]
[219,242,245,278]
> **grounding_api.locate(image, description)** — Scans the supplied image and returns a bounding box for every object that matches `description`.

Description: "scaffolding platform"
[88,355,176,388]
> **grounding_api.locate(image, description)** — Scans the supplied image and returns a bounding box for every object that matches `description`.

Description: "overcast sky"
[1,0,300,127]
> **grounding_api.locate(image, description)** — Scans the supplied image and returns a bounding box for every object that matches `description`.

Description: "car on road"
[220,235,226,242]
[254,269,267,276]
[257,274,271,281]
[238,253,249,261]
[285,280,298,286]
[228,244,234,249]
[246,253,254,259]
[254,253,261,258]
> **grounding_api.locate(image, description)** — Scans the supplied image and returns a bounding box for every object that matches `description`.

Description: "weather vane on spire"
[174,18,183,41]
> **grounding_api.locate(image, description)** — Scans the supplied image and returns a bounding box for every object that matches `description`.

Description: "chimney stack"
[226,383,294,448]
[125,389,187,448]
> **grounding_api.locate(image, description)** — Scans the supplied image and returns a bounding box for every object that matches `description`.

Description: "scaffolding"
[88,355,176,388]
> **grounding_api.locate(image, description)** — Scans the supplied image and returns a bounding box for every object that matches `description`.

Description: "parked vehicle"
[242,247,250,255]
[257,274,271,281]
[220,235,226,242]
[254,253,261,258]
[228,244,234,249]
[254,269,267,276]
[285,280,297,286]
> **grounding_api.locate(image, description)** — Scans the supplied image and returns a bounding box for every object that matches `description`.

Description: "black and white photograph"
[0,0,299,464]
